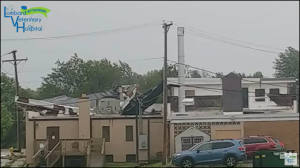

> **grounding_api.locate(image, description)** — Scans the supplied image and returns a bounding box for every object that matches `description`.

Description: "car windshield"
[270,138,278,143]
[188,142,204,151]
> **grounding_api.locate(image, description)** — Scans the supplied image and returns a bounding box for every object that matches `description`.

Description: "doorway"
[47,127,60,150]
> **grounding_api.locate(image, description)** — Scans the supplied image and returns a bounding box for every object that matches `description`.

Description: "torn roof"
[42,87,121,108]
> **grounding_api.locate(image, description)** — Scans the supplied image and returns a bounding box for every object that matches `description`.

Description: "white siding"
[171,81,291,110]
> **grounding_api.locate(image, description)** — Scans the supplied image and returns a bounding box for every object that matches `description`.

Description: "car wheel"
[224,155,237,167]
[180,158,194,168]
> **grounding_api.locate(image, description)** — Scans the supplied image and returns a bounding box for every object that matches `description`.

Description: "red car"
[238,135,285,158]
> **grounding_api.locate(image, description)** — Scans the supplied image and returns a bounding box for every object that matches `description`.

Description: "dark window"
[270,88,280,95]
[254,138,268,143]
[198,143,212,151]
[192,137,204,144]
[182,137,192,145]
[102,126,110,142]
[269,88,280,101]
[185,90,195,97]
[126,126,133,141]
[244,138,268,144]
[212,142,234,150]
[244,138,255,144]
[255,89,265,102]
[270,138,277,143]
[126,154,136,162]
[105,155,113,162]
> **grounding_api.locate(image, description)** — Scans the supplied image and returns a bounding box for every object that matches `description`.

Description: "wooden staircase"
[32,140,61,167]
[88,138,105,167]
[33,139,104,167]
[45,141,61,167]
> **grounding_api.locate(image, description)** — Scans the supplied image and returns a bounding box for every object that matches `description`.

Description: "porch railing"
[45,141,61,167]
[61,139,90,154]
[86,141,91,167]
[101,138,106,167]
[33,139,99,167]
[32,140,49,166]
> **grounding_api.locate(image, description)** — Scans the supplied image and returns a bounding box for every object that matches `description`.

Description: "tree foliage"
[1,73,15,140]
[274,47,299,78]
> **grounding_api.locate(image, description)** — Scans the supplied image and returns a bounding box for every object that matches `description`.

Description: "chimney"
[177,27,186,113]
[222,72,243,115]
[78,94,90,139]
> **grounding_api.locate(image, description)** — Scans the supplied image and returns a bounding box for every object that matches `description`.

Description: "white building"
[168,77,297,111]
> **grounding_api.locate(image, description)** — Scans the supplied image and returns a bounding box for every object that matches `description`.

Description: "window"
[244,138,267,144]
[254,138,268,143]
[182,137,192,145]
[126,126,133,141]
[269,88,280,101]
[270,138,278,143]
[198,143,212,151]
[105,155,113,162]
[255,89,265,102]
[244,139,255,145]
[185,90,195,97]
[193,137,204,144]
[102,126,110,142]
[270,88,280,95]
[126,154,136,162]
[212,142,234,150]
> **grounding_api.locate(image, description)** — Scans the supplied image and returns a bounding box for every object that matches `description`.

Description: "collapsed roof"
[15,82,164,116]
[122,81,163,115]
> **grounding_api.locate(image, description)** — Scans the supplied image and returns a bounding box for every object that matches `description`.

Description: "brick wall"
[244,120,299,153]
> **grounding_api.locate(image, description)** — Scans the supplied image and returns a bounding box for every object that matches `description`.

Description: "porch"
[32,138,105,167]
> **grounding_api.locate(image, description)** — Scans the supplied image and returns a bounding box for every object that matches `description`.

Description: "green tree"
[1,73,15,145]
[37,55,149,99]
[251,71,264,78]
[189,70,202,78]
[274,47,299,78]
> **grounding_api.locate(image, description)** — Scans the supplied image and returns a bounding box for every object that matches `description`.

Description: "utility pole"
[2,50,28,152]
[162,21,172,166]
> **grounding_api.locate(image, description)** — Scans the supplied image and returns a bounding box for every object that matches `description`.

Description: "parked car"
[171,139,246,167]
[238,135,285,158]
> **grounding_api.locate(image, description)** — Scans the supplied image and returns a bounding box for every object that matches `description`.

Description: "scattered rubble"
[1,149,26,167]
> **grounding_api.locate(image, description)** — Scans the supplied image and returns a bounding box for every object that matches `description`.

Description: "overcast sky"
[1,1,299,89]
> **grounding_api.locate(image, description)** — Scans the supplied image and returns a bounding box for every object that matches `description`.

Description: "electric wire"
[167,60,296,89]
[174,23,284,51]
[1,22,159,41]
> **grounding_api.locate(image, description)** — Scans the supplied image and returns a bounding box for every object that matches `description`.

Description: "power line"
[1,22,159,42]
[174,23,284,51]
[174,26,281,54]
[1,49,18,57]
[167,60,296,89]
[2,57,163,74]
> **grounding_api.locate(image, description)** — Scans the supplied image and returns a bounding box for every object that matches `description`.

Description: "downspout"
[135,93,139,163]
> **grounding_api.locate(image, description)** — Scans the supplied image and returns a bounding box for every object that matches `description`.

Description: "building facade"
[22,95,164,167]
[168,113,299,155]
[168,77,297,111]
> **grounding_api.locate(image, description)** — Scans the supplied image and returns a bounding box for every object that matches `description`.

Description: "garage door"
[215,130,241,139]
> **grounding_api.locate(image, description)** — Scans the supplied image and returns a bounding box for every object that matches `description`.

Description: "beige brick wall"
[244,121,299,153]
